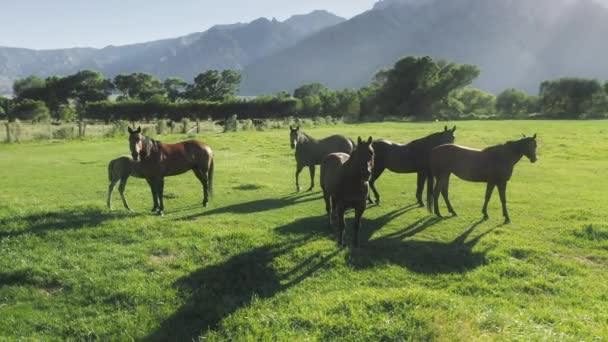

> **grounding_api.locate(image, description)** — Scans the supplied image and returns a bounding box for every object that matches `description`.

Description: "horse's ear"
[357,137,363,145]
[533,134,537,140]
[452,126,456,133]
[367,136,373,144]
[444,125,448,132]
[136,126,141,134]
[296,125,300,131]
[128,127,133,134]
[522,133,527,138]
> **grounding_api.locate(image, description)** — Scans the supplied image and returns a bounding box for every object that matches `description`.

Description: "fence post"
[196,119,200,133]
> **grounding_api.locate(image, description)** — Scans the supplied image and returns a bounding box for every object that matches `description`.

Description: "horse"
[107,156,144,211]
[289,125,354,192]
[368,126,456,206]
[127,126,214,216]
[320,136,374,248]
[429,135,538,224]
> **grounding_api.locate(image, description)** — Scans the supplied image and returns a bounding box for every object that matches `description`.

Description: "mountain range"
[2,0,608,96]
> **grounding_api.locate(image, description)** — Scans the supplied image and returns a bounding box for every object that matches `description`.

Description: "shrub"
[180,118,191,134]
[52,126,76,140]
[58,105,76,122]
[33,131,51,141]
[242,119,255,131]
[105,120,130,138]
[13,100,51,122]
[224,114,239,132]
[156,120,167,135]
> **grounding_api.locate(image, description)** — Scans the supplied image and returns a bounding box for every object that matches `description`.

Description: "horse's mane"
[406,131,444,148]
[298,130,317,143]
[143,136,160,156]
[482,138,529,153]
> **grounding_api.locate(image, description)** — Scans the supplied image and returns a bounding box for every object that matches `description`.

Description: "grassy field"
[0,121,607,341]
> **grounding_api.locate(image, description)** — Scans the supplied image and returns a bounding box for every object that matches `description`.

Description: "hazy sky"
[0,0,378,50]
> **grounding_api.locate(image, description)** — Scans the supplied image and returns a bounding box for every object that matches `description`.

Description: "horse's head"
[128,126,144,161]
[354,136,375,179]
[438,125,457,145]
[289,125,300,149]
[520,134,538,163]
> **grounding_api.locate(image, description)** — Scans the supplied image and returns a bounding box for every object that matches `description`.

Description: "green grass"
[0,121,607,341]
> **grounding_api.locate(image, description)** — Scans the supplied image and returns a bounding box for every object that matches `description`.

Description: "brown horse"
[128,126,214,216]
[430,135,538,224]
[321,137,374,247]
[107,156,144,211]
[369,126,456,206]
[290,125,354,192]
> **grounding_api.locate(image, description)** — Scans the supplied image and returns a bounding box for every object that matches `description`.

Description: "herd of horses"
[108,125,538,247]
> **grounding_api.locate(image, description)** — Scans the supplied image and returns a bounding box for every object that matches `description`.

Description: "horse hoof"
[157,211,164,217]
[306,187,313,192]
[418,202,425,208]
[203,202,208,208]
[483,215,489,221]
[504,219,511,225]
[451,212,458,217]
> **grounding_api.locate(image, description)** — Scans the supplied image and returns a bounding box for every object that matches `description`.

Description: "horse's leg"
[368,166,385,205]
[146,178,159,213]
[440,175,457,216]
[118,176,131,211]
[497,181,510,224]
[107,178,118,210]
[307,165,315,192]
[482,182,495,221]
[353,205,365,248]
[416,172,426,207]
[193,168,209,207]
[323,190,331,229]
[336,205,346,248]
[295,163,305,192]
[157,178,165,216]
[433,176,443,218]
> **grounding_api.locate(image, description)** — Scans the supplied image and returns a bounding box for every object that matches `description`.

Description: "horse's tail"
[108,160,115,182]
[208,158,214,196]
[426,168,433,213]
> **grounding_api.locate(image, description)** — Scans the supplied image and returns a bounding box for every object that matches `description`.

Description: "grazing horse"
[127,127,214,216]
[369,126,456,206]
[107,156,144,211]
[321,137,374,247]
[430,135,538,224]
[290,125,354,192]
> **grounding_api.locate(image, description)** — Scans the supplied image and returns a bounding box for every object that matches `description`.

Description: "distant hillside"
[240,0,608,95]
[0,10,345,94]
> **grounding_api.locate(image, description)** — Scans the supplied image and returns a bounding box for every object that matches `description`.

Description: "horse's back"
[319,135,354,154]
[431,144,488,181]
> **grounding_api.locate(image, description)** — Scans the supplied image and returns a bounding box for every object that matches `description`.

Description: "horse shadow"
[0,207,138,239]
[178,192,322,221]
[143,221,339,341]
[350,218,495,274]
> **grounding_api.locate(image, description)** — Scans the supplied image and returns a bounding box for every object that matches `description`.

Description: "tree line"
[2,56,608,123]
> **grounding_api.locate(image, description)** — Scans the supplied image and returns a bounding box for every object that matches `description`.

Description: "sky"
[0,0,379,50]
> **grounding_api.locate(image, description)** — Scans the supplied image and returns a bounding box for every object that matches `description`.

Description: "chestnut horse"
[321,137,374,248]
[430,135,538,224]
[369,126,456,206]
[290,125,354,192]
[128,127,214,216]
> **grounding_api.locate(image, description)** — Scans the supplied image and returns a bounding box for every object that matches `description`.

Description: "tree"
[13,76,47,101]
[66,70,113,120]
[0,96,11,120]
[58,105,77,122]
[113,73,165,101]
[455,88,496,115]
[496,88,533,118]
[163,77,188,102]
[12,99,51,122]
[540,78,603,117]
[293,83,327,99]
[335,89,361,121]
[185,70,241,101]
[374,56,480,120]
[300,96,322,116]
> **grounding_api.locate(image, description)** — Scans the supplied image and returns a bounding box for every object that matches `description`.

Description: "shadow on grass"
[178,192,322,221]
[351,218,495,274]
[0,268,64,289]
[142,228,338,341]
[0,207,138,239]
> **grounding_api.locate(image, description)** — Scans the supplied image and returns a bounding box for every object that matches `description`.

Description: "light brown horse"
[321,137,374,247]
[128,127,214,216]
[107,156,144,211]
[290,125,354,192]
[430,135,538,224]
